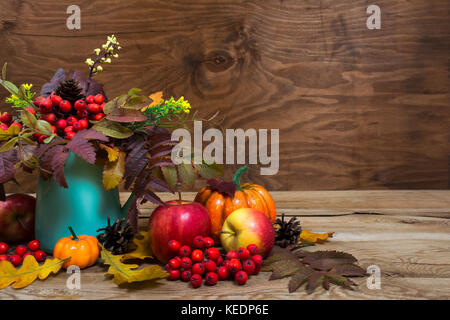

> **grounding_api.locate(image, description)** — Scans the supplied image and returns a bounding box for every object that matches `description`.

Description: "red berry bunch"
[0,240,46,267]
[32,93,106,141]
[0,112,22,132]
[164,236,263,288]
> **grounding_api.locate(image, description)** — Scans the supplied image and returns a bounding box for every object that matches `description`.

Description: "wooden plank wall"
[0,0,449,192]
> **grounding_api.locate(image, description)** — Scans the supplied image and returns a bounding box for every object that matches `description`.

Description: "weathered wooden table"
[1,191,449,300]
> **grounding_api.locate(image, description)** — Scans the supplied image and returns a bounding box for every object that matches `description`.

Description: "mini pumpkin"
[53,227,100,269]
[194,166,276,242]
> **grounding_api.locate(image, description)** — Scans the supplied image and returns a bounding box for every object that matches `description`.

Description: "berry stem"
[68,226,79,241]
[232,166,248,190]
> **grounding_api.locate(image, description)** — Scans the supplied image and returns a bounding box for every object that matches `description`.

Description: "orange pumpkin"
[194,166,276,242]
[53,227,99,269]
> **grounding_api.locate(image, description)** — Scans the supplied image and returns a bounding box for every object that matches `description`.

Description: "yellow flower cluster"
[85,35,121,74]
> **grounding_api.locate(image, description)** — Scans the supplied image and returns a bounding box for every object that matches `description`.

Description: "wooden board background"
[0,0,449,192]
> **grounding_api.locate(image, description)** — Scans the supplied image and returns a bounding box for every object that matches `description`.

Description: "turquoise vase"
[35,152,134,253]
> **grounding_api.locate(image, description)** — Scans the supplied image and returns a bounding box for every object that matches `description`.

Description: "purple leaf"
[66,136,96,164]
[50,145,70,188]
[0,149,17,184]
[207,178,237,197]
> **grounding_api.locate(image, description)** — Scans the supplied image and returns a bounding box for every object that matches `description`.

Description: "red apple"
[0,194,36,242]
[220,208,275,258]
[148,200,211,263]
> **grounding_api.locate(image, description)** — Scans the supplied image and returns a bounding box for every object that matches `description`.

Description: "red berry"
[33,250,47,262]
[43,113,57,125]
[180,257,192,269]
[226,250,238,260]
[74,99,86,111]
[51,95,63,107]
[99,103,105,112]
[59,100,71,113]
[227,258,242,274]
[78,119,89,130]
[242,259,256,274]
[27,240,40,251]
[168,258,180,270]
[192,262,205,275]
[178,245,191,257]
[42,97,53,110]
[203,237,215,248]
[0,254,8,262]
[93,113,105,121]
[168,269,180,281]
[73,121,83,132]
[205,247,220,261]
[205,272,219,286]
[237,248,250,260]
[0,242,8,254]
[33,96,44,107]
[94,94,104,104]
[190,274,202,288]
[55,119,67,130]
[0,112,12,125]
[168,240,181,252]
[15,245,27,256]
[86,95,95,104]
[217,266,229,280]
[216,256,224,266]
[192,236,204,249]
[64,126,74,134]
[9,254,22,267]
[66,131,76,140]
[205,260,217,273]
[251,254,263,267]
[77,109,89,119]
[66,116,78,126]
[10,122,22,131]
[191,249,204,262]
[235,271,248,285]
[25,108,36,115]
[247,244,259,255]
[87,103,100,114]
[38,135,48,144]
[181,269,192,282]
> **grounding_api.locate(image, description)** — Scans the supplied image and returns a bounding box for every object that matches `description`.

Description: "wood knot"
[203,50,234,72]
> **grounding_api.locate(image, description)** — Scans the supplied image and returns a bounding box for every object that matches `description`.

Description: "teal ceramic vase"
[35,152,133,253]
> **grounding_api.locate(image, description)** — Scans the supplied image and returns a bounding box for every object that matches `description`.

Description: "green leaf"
[194,162,223,179]
[178,163,195,188]
[35,120,53,136]
[43,134,56,144]
[127,88,142,96]
[19,135,36,146]
[92,119,133,139]
[0,137,18,152]
[0,80,19,96]
[102,151,126,190]
[21,110,37,129]
[17,84,27,100]
[161,166,178,189]
[2,63,7,80]
[106,108,146,123]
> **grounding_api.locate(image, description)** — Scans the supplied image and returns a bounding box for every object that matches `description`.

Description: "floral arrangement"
[0,35,220,229]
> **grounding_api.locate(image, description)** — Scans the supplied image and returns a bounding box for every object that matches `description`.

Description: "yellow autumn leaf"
[0,124,20,141]
[141,91,163,112]
[100,245,168,286]
[102,151,126,190]
[0,255,68,289]
[122,231,153,261]
[99,144,120,162]
[299,230,334,244]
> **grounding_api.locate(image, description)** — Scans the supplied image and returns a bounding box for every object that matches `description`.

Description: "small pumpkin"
[53,227,100,269]
[194,166,276,242]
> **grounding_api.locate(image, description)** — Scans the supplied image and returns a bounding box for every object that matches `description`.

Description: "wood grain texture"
[0,191,449,300]
[0,0,449,193]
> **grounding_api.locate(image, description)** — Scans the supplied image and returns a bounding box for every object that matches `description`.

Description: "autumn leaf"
[299,230,334,244]
[100,245,167,286]
[102,151,126,190]
[141,91,163,112]
[99,144,120,162]
[121,231,153,261]
[0,255,68,289]
[262,246,366,294]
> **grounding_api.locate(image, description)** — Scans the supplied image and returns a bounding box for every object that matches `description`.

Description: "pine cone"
[97,217,135,255]
[55,79,85,105]
[273,214,302,248]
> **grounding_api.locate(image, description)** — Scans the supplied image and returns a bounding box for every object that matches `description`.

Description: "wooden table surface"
[1,190,449,300]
